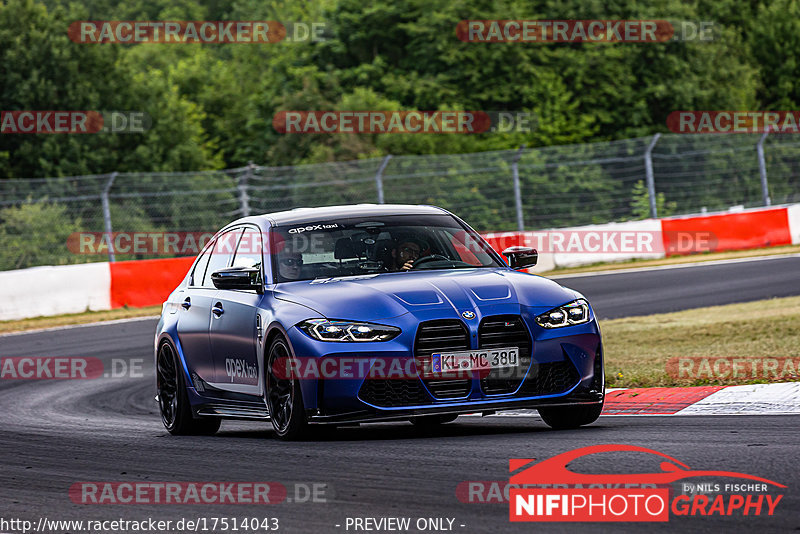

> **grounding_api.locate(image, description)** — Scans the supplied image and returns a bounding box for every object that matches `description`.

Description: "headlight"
[536,299,591,328]
[298,319,401,342]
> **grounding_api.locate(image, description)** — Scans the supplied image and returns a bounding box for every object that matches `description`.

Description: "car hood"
[272,268,579,321]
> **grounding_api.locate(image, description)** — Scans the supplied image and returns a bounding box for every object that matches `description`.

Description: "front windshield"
[270,214,504,283]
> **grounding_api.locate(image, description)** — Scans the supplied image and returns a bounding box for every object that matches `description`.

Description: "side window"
[202,228,243,288]
[190,242,213,286]
[231,227,263,271]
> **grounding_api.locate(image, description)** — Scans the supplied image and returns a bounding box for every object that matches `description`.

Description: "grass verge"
[602,296,800,388]
[0,306,161,335]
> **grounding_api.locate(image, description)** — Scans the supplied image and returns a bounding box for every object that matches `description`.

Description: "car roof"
[255,204,450,226]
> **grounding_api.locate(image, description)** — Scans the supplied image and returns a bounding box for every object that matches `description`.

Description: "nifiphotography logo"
[509,444,785,522]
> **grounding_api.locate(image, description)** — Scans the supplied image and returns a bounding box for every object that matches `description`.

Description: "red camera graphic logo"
[509,444,785,522]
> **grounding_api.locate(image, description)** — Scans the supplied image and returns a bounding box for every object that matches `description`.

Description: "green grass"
[602,296,800,388]
[0,305,161,334]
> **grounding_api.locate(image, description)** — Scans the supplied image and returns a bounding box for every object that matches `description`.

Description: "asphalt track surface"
[1,256,799,533]
[552,253,800,319]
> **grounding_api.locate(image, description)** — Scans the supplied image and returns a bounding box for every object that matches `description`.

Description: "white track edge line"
[0,315,160,338]
[550,253,800,279]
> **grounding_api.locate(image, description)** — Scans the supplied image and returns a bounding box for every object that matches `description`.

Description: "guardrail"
[2,204,798,322]
[3,133,800,272]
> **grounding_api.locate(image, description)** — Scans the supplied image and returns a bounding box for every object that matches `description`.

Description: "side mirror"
[211,266,263,293]
[502,246,538,270]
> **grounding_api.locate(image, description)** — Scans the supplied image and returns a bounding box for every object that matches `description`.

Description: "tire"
[410,414,458,427]
[265,336,309,440]
[156,341,221,436]
[538,403,603,430]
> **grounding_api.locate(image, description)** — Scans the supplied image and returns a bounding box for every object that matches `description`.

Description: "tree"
[0,0,220,178]
[0,202,83,269]
[629,180,676,220]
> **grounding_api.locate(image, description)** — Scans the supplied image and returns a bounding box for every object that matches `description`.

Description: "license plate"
[431,347,519,374]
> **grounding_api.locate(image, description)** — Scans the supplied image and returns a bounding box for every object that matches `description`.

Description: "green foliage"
[0,0,222,178]
[746,0,800,108]
[0,202,82,269]
[0,0,782,174]
[629,180,677,220]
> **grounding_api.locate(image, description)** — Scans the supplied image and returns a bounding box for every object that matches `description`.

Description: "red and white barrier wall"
[0,262,110,321]
[0,258,192,321]
[661,206,792,252]
[109,257,194,309]
[789,204,800,245]
[485,205,796,272]
[1,204,799,321]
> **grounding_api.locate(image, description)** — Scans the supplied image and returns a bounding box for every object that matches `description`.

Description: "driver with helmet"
[390,237,425,271]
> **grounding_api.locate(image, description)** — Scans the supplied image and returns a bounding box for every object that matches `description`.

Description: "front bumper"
[286,310,604,420]
[307,392,604,425]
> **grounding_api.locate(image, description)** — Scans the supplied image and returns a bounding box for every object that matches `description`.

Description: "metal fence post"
[239,162,254,217]
[512,145,526,231]
[374,155,392,204]
[644,133,661,218]
[101,171,118,262]
[757,129,771,206]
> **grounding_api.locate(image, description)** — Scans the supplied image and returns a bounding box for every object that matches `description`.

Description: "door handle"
[212,302,224,317]
[181,297,191,310]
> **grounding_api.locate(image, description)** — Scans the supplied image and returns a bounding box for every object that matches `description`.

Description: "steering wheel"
[409,254,451,269]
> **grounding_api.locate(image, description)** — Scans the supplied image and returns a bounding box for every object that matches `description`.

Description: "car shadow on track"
[213,419,611,442]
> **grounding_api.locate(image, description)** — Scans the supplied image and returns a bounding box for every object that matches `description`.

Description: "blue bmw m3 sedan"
[155,204,604,439]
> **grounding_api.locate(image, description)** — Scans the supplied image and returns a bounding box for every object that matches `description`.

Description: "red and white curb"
[603,382,800,415]
[474,382,800,417]
[673,382,800,415]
